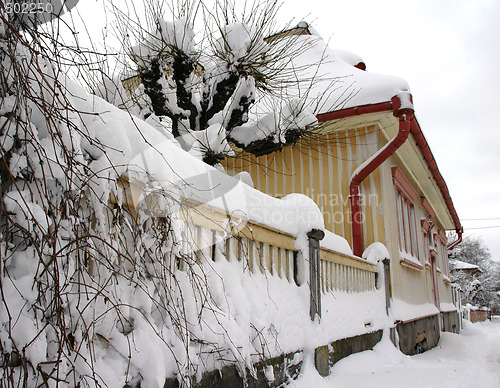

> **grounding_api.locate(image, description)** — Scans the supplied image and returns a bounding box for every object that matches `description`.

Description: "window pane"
[409,205,418,257]
[396,192,405,250]
[423,231,429,262]
[403,199,411,253]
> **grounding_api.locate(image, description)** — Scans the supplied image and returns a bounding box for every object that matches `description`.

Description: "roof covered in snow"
[280,26,411,115]
[450,259,481,271]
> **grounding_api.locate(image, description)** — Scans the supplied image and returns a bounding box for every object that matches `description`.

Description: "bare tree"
[106,0,319,166]
[0,3,258,387]
[450,237,500,307]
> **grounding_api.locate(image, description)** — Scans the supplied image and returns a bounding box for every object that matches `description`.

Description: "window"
[392,167,419,259]
[396,190,419,257]
[422,227,430,264]
[435,231,449,276]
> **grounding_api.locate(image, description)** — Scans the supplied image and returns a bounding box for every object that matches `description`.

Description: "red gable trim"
[409,119,462,234]
[316,102,392,122]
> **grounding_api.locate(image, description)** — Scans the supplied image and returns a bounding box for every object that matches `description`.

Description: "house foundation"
[441,310,460,333]
[396,314,440,355]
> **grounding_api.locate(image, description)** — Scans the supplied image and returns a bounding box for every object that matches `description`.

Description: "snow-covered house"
[450,259,482,278]
[450,259,483,308]
[225,24,463,353]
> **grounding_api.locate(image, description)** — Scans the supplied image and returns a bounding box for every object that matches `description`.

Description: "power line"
[462,218,500,221]
[464,226,500,230]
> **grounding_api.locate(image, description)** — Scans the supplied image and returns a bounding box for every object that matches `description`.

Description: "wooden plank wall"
[225,127,385,252]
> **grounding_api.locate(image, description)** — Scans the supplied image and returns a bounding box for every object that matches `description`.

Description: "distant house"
[450,259,482,279]
[450,259,483,305]
[225,24,463,353]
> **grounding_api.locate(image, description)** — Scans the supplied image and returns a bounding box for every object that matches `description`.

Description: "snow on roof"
[285,34,411,115]
[450,259,481,271]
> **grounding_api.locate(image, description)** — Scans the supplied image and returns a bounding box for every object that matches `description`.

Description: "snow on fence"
[116,177,377,294]
[178,222,377,296]
[165,204,377,295]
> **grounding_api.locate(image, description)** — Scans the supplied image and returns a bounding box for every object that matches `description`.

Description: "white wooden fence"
[117,177,378,297]
[178,221,377,294]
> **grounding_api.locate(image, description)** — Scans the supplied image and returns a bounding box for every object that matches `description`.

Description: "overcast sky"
[74,0,500,259]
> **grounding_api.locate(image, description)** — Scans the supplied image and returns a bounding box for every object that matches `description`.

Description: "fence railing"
[178,203,377,294]
[116,177,378,295]
[320,248,377,293]
[179,220,297,283]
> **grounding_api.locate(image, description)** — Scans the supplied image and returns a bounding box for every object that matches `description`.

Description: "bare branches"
[0,2,344,386]
[106,0,323,165]
[0,3,270,385]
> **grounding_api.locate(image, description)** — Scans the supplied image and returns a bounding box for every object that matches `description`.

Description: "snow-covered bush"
[0,2,362,387]
[0,4,333,386]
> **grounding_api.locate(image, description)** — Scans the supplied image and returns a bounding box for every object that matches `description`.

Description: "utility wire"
[464,226,500,230]
[462,218,500,221]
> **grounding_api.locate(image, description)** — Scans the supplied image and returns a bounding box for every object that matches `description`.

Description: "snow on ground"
[291,318,500,387]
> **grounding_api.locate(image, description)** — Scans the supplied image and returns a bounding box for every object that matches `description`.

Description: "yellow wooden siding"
[225,116,456,313]
[225,126,385,249]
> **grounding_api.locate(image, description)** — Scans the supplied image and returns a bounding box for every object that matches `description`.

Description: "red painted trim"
[316,101,393,123]
[436,229,447,244]
[398,312,440,325]
[421,219,432,230]
[355,62,367,71]
[319,98,463,257]
[421,198,436,219]
[409,119,463,243]
[430,247,438,258]
[447,232,462,250]
[392,167,419,203]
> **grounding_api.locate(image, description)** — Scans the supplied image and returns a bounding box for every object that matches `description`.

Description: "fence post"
[308,229,325,321]
[381,258,397,344]
[382,258,391,314]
